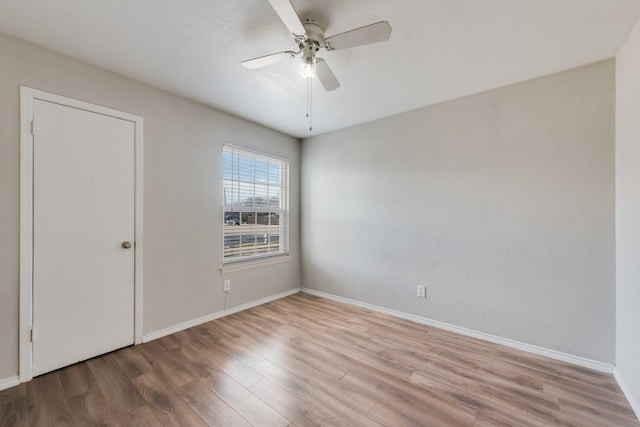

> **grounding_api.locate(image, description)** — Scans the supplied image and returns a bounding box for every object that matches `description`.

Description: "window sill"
[221,255,291,273]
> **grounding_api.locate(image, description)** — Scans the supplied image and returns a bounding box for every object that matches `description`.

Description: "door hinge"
[31,120,36,135]
[30,328,34,342]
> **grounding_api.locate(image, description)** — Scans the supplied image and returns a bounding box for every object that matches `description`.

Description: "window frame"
[221,143,289,267]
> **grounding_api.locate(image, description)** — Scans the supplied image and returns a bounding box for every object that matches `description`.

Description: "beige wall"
[301,60,616,363]
[616,17,640,416]
[0,32,300,380]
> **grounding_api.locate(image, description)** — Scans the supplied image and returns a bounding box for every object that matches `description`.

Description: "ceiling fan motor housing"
[300,20,323,65]
[301,19,325,45]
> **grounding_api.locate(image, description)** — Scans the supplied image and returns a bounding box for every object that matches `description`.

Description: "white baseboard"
[0,375,20,391]
[143,287,301,343]
[614,368,640,421]
[301,288,614,374]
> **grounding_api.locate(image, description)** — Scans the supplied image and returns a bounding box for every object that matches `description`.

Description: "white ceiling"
[1,1,639,138]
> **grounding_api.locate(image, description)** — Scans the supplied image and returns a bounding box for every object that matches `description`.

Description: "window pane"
[222,146,288,263]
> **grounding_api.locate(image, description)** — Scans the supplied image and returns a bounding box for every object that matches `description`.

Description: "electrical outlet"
[417,285,426,298]
[223,279,231,292]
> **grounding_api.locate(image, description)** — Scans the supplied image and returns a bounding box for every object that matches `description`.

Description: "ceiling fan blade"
[267,0,306,38]
[323,21,392,51]
[242,51,295,69]
[315,59,340,91]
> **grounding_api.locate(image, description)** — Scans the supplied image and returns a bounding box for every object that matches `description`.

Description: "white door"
[32,99,135,376]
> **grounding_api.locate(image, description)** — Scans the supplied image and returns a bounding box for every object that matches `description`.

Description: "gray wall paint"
[301,60,616,363]
[0,27,622,382]
[616,18,640,413]
[0,32,300,379]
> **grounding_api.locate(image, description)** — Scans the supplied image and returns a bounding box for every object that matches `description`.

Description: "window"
[222,144,289,264]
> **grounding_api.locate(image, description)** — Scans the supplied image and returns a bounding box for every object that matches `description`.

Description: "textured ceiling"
[1,0,639,138]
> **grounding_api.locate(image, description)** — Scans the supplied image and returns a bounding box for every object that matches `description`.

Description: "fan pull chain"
[309,76,313,131]
[305,75,309,118]
[306,76,313,131]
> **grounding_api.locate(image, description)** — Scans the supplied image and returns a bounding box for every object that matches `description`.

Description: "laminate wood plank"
[86,355,145,416]
[3,293,637,426]
[262,301,350,333]
[0,383,26,405]
[473,409,533,427]
[409,360,560,411]
[176,331,264,388]
[115,405,164,427]
[155,334,183,353]
[298,296,636,426]
[222,325,349,386]
[365,325,492,365]
[169,335,258,388]
[109,346,154,380]
[408,370,494,412]
[133,371,207,427]
[367,326,496,373]
[308,321,447,379]
[277,301,372,335]
[370,323,619,411]
[246,305,293,327]
[0,400,28,427]
[545,381,638,420]
[199,346,264,389]
[408,369,563,426]
[26,372,76,427]
[367,400,449,427]
[292,298,507,385]
[249,378,341,427]
[67,389,116,427]
[236,308,290,332]
[498,350,620,392]
[192,324,266,367]
[369,331,548,397]
[534,367,628,408]
[199,368,291,427]
[136,341,197,390]
[176,379,252,427]
[58,362,96,398]
[396,342,563,424]
[253,360,384,427]
[214,317,350,382]
[339,370,478,426]
[274,294,339,318]
[288,294,419,335]
[318,320,557,426]
[300,328,415,381]
[244,321,352,381]
[228,311,282,334]
[255,349,378,417]
[224,312,284,346]
[557,397,640,427]
[166,341,222,380]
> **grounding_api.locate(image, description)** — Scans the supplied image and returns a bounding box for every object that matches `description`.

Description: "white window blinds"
[222,144,289,263]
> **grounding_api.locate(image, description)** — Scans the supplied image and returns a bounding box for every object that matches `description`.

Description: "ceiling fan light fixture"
[301,56,316,79]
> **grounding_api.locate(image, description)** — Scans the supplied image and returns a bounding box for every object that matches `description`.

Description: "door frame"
[19,86,144,382]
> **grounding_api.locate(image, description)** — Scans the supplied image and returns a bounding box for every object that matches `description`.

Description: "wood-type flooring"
[0,292,638,426]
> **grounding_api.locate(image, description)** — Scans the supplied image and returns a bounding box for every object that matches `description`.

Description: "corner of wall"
[615,368,640,421]
[615,15,640,422]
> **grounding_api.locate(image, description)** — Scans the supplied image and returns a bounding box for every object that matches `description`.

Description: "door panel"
[32,99,135,376]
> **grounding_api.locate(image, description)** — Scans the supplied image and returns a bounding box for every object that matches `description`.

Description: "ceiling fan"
[242,0,392,92]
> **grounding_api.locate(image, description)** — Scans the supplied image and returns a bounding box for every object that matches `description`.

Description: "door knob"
[121,241,133,249]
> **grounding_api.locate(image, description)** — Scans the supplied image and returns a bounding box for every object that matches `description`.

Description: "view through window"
[222,145,288,263]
